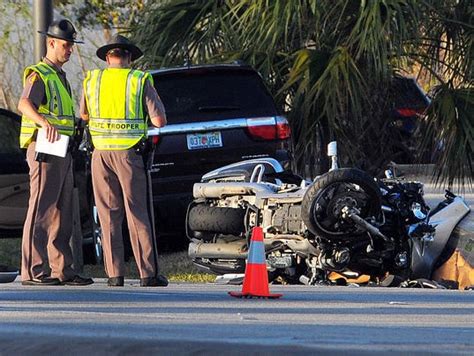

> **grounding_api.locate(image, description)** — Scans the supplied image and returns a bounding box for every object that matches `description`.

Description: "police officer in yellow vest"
[18,19,93,286]
[80,34,168,287]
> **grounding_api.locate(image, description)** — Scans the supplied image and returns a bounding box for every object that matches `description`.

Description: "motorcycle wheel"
[301,168,382,240]
[187,204,246,236]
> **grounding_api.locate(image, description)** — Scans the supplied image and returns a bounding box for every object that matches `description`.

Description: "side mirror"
[327,141,338,171]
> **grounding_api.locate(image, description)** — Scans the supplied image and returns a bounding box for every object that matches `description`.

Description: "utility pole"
[33,0,53,62]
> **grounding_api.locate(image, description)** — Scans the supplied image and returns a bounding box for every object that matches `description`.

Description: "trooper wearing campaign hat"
[18,19,93,286]
[38,19,84,44]
[80,34,168,287]
[95,34,142,61]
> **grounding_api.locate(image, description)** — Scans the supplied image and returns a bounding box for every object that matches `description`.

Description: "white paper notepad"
[35,129,70,157]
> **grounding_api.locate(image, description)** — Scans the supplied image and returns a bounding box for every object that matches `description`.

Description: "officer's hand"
[41,121,59,142]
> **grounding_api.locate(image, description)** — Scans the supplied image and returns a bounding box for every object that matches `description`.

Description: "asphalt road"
[1,281,473,355]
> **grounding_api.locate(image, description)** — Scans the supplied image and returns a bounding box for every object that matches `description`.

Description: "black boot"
[107,276,124,287]
[140,275,168,287]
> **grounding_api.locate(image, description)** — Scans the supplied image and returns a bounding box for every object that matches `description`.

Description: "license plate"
[186,131,223,150]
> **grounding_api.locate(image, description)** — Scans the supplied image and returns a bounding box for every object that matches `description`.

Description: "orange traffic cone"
[228,226,282,299]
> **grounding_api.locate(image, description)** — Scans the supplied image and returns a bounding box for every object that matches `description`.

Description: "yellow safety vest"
[19,62,75,148]
[83,68,151,150]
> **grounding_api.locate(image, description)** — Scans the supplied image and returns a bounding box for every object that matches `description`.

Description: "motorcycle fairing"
[410,196,470,279]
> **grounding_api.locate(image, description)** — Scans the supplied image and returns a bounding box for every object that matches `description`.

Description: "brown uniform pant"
[91,149,159,278]
[21,142,75,281]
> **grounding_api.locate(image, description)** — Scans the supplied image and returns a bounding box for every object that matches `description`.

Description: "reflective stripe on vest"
[19,62,75,148]
[84,68,151,150]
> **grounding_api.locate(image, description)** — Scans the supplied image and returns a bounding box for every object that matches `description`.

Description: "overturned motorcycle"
[186,143,471,287]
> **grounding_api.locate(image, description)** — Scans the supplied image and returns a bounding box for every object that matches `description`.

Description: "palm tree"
[132,0,472,186]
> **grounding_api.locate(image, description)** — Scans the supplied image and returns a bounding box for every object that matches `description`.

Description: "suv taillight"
[396,108,425,117]
[276,116,291,139]
[246,116,291,140]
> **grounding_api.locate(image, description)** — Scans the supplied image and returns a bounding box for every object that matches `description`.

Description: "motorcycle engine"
[268,203,305,234]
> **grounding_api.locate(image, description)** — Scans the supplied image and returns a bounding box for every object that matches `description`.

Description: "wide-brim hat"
[96,34,143,62]
[38,19,83,44]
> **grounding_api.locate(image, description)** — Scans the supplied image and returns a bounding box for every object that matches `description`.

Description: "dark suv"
[148,64,292,250]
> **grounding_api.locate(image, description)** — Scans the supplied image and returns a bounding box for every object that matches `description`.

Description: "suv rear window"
[153,69,278,123]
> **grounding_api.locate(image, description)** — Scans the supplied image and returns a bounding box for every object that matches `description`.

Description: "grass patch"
[0,238,215,283]
[84,251,215,283]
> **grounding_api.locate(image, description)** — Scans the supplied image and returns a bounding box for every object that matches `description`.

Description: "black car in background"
[388,75,432,163]
[0,109,29,238]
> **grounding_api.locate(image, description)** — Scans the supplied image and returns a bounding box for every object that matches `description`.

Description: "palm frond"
[423,85,473,189]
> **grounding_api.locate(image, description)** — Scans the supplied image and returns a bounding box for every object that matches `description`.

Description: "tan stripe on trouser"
[21,143,75,281]
[117,152,157,278]
[92,150,158,278]
[48,157,75,280]
[92,151,126,278]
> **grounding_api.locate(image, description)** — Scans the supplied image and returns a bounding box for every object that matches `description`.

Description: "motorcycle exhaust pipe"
[193,182,276,198]
[189,238,320,260]
[188,241,248,259]
[189,234,322,258]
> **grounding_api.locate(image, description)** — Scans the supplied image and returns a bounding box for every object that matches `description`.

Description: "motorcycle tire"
[301,168,382,240]
[187,204,246,236]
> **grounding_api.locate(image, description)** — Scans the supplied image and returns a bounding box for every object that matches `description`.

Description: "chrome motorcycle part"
[305,256,320,285]
[188,240,247,259]
[201,158,284,182]
[319,247,351,271]
[341,206,391,243]
[395,251,409,267]
[334,248,351,265]
[193,182,278,199]
[384,169,394,179]
[412,202,427,220]
[267,254,294,269]
[250,164,265,183]
[327,141,338,171]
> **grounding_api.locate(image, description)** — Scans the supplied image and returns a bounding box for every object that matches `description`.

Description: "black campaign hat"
[96,34,143,62]
[38,19,83,44]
